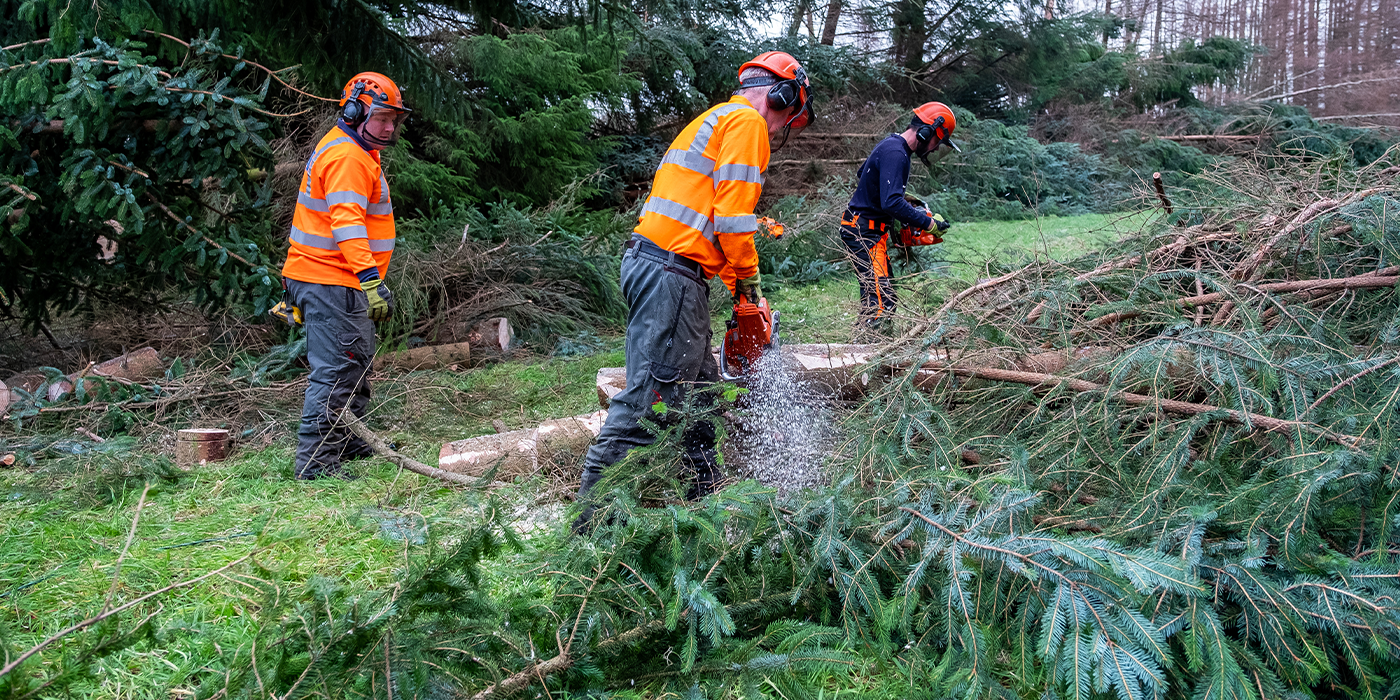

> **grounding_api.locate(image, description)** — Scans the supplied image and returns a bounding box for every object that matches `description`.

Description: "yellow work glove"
[733,273,762,303]
[930,213,950,231]
[361,278,395,322]
[269,299,303,327]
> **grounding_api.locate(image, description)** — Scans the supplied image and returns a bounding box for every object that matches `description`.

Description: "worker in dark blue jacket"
[841,102,958,327]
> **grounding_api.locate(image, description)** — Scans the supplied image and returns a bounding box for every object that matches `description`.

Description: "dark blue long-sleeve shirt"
[846,134,933,231]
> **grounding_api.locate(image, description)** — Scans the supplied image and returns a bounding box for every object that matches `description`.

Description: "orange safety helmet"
[737,51,814,139]
[339,72,410,147]
[911,102,958,161]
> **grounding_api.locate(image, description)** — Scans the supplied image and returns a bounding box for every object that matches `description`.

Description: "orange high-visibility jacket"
[635,95,768,292]
[281,126,395,288]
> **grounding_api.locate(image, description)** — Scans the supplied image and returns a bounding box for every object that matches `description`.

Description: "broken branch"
[1089,269,1398,327]
[916,361,1369,451]
[1152,172,1173,214]
[336,409,506,489]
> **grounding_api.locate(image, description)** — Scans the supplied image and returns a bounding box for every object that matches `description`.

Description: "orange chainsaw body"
[720,296,779,380]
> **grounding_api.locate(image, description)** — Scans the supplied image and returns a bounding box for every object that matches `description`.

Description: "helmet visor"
[362,107,410,147]
[921,142,953,164]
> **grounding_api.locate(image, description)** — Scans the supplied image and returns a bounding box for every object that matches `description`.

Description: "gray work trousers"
[286,279,375,479]
[578,239,722,506]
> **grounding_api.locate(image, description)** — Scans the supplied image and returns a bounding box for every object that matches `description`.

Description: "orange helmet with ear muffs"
[737,52,815,144]
[339,72,410,147]
[911,102,958,162]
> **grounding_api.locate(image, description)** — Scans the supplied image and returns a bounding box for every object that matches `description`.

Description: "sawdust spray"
[729,349,836,496]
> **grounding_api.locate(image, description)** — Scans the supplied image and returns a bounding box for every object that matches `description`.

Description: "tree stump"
[175,428,230,469]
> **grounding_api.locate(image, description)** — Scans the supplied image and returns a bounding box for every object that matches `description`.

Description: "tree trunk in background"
[892,0,929,73]
[787,0,810,36]
[1102,0,1113,44]
[820,0,841,44]
[1151,0,1163,54]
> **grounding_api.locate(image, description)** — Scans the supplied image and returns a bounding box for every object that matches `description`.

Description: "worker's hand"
[930,213,950,231]
[269,299,303,327]
[361,278,395,322]
[734,273,762,303]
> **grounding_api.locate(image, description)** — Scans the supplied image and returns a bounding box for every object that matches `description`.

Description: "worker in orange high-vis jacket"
[573,51,814,531]
[840,102,957,334]
[278,72,409,480]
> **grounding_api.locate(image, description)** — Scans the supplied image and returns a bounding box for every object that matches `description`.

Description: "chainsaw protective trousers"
[840,221,896,323]
[287,279,375,479]
[576,244,721,525]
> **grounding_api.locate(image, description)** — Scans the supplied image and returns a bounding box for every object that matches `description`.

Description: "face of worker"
[360,110,399,146]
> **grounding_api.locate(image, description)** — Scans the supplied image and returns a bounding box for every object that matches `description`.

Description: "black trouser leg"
[841,223,894,324]
[287,280,375,480]
[576,245,719,530]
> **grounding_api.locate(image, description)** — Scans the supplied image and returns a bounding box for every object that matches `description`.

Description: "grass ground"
[0,209,1141,698]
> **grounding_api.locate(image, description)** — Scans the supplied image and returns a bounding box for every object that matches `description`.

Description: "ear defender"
[736,67,808,114]
[915,116,945,154]
[341,82,367,125]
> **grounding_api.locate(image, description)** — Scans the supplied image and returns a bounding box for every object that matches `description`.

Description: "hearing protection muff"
[341,81,368,125]
[912,114,961,167]
[736,66,814,149]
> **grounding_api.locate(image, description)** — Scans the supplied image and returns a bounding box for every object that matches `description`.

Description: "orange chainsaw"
[896,195,950,248]
[719,292,780,381]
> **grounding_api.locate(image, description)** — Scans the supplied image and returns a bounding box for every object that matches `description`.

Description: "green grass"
[940,210,1155,281]
[0,447,489,697]
[374,349,625,449]
[706,211,1152,344]
[0,209,1145,697]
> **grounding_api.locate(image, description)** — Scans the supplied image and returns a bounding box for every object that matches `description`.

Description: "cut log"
[784,344,878,399]
[92,347,163,381]
[596,367,626,408]
[439,410,607,480]
[4,370,47,395]
[47,378,74,402]
[467,317,515,354]
[375,341,472,371]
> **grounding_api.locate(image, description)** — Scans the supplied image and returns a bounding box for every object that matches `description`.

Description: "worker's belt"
[841,210,890,232]
[626,236,705,281]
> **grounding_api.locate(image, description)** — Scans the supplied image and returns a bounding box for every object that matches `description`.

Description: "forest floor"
[0,209,1152,698]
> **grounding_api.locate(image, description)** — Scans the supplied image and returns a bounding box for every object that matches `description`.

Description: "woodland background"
[2,1,1400,699]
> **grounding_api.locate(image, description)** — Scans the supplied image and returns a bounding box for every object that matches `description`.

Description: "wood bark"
[819,0,842,44]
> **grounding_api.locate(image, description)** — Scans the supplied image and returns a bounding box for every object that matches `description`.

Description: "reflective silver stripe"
[642,197,718,245]
[378,174,390,204]
[302,137,357,194]
[368,238,396,252]
[659,148,716,175]
[367,202,394,215]
[713,163,765,185]
[296,191,328,212]
[715,214,758,233]
[691,103,748,156]
[656,102,752,178]
[289,225,338,250]
[331,225,369,242]
[326,191,370,208]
